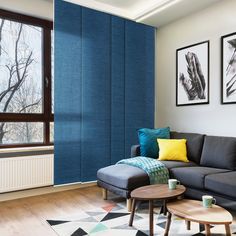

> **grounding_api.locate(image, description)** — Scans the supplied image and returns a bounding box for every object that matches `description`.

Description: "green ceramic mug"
[202,195,216,208]
[168,179,180,190]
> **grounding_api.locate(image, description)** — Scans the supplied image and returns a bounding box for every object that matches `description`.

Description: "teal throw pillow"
[138,127,170,158]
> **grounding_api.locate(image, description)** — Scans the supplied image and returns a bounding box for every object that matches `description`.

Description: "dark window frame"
[0,9,54,148]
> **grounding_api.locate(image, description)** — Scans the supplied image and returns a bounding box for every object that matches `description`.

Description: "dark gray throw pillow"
[200,135,236,170]
[170,131,205,164]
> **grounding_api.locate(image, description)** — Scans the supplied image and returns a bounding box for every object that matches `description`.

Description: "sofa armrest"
[131,145,140,157]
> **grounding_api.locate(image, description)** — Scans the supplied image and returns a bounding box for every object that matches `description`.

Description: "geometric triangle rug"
[47,202,236,236]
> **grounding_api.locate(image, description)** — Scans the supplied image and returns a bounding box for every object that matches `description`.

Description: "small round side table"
[165,199,233,236]
[129,184,186,236]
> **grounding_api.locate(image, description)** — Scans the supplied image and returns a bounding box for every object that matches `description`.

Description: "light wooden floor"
[0,186,235,236]
[0,186,121,236]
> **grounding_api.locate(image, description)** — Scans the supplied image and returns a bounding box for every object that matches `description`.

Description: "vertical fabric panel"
[143,27,155,126]
[54,1,82,184]
[110,16,126,163]
[125,21,155,157]
[54,1,155,184]
[81,8,111,181]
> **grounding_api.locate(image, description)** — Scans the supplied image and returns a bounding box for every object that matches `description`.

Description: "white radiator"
[0,155,54,193]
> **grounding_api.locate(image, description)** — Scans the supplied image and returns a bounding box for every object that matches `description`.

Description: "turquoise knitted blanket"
[117,156,169,184]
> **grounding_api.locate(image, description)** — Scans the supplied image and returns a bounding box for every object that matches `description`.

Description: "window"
[0,9,53,147]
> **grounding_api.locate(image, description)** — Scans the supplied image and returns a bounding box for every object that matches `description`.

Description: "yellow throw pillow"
[157,139,189,162]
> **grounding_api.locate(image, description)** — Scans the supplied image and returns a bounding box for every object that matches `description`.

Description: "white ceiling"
[95,0,149,9]
[64,0,222,27]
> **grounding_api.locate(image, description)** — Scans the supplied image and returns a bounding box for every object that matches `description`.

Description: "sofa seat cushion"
[97,164,149,190]
[171,167,229,189]
[205,172,236,199]
[160,160,197,169]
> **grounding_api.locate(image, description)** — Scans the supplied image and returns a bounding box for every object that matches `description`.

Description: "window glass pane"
[0,18,43,113]
[0,122,43,144]
[50,122,54,142]
[51,31,54,113]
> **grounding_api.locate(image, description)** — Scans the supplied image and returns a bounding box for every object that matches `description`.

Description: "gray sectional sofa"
[97,132,236,211]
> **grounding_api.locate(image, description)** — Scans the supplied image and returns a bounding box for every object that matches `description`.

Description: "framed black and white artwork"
[221,32,236,104]
[176,41,209,106]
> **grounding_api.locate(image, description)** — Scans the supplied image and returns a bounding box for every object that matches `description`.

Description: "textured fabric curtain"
[54,0,155,184]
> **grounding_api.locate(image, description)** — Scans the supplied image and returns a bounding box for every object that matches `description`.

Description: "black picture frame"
[176,41,210,106]
[221,32,236,104]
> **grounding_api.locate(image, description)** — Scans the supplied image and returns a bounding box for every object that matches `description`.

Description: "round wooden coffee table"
[165,199,233,236]
[129,184,186,236]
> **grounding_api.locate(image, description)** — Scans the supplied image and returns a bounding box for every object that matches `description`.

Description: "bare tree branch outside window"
[0,18,43,144]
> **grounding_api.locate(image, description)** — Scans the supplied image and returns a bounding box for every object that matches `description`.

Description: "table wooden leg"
[159,205,164,215]
[205,224,211,236]
[159,200,167,216]
[225,224,231,235]
[164,212,172,236]
[163,200,167,215]
[185,220,191,230]
[149,200,154,236]
[129,199,136,226]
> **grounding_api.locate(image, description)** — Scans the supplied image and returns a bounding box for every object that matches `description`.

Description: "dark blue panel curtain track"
[55,0,155,184]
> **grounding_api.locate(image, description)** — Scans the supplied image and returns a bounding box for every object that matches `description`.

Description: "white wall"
[0,0,53,20]
[156,0,236,137]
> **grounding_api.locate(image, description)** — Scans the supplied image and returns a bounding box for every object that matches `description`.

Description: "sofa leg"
[127,198,132,212]
[102,188,108,200]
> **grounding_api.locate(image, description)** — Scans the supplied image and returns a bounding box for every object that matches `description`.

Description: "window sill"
[0,146,54,154]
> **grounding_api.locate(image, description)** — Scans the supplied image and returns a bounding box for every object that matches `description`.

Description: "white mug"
[168,179,180,190]
[202,195,216,208]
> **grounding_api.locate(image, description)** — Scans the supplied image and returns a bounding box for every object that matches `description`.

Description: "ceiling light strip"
[135,0,183,22]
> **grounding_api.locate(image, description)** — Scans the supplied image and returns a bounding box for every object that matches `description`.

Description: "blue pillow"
[138,127,170,158]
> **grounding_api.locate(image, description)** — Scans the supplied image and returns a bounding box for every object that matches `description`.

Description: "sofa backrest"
[131,145,140,157]
[200,135,236,170]
[170,131,205,164]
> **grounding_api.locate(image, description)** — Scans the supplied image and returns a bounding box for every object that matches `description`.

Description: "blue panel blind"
[125,20,155,157]
[111,16,125,163]
[54,0,155,184]
[81,8,111,182]
[54,1,82,184]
